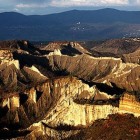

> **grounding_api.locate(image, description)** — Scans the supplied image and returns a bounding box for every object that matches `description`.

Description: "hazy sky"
[0,0,140,15]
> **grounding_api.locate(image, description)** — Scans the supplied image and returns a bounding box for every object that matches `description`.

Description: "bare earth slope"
[0,39,140,139]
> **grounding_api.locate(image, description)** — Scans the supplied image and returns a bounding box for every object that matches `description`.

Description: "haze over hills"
[1,8,140,41]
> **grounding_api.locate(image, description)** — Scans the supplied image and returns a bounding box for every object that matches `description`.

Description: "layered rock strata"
[0,40,140,139]
[0,76,140,139]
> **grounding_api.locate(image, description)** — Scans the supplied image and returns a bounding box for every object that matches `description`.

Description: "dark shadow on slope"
[13,52,70,78]
[0,129,31,139]
[36,91,43,101]
[19,93,28,105]
[61,43,82,56]
[13,52,51,69]
[0,106,9,118]
[80,78,125,96]
[95,82,125,96]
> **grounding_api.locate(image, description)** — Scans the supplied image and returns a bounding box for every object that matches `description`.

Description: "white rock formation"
[48,49,62,56]
[27,65,46,77]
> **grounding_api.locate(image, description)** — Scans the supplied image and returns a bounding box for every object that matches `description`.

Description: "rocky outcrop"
[1,95,20,109]
[0,58,47,98]
[48,49,62,56]
[0,50,13,60]
[25,90,140,139]
[90,38,140,57]
[119,93,140,116]
[0,76,139,139]
[0,39,140,139]
[122,49,140,64]
[44,54,140,93]
[0,40,39,54]
[14,52,139,93]
[40,42,91,56]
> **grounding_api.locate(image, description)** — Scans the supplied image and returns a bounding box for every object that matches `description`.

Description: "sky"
[0,0,140,15]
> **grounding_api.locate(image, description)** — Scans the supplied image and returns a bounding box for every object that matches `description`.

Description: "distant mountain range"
[1,8,140,41]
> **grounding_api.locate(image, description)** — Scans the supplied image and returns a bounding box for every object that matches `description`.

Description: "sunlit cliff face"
[0,40,140,139]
